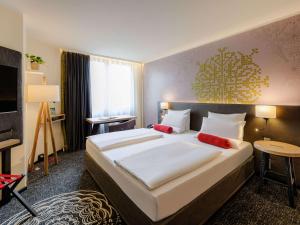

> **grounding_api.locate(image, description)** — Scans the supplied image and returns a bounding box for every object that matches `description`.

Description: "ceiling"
[2,0,300,62]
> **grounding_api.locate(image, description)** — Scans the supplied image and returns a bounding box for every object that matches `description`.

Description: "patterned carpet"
[0,150,299,225]
[3,190,122,225]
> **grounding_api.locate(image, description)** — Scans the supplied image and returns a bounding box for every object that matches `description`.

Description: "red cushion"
[197,133,232,149]
[153,124,173,134]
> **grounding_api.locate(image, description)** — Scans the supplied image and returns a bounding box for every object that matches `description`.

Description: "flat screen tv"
[0,64,18,113]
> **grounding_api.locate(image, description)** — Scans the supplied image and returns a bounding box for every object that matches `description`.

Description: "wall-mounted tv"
[0,64,18,113]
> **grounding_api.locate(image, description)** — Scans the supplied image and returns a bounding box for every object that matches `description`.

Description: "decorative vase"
[30,62,39,70]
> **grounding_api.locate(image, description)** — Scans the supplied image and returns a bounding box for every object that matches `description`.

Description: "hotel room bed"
[86,129,254,225]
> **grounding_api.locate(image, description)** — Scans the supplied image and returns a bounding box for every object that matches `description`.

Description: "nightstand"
[254,140,300,208]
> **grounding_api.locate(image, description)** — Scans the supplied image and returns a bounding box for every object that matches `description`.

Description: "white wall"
[0,4,25,190]
[0,5,63,192]
[0,5,23,52]
[25,32,64,163]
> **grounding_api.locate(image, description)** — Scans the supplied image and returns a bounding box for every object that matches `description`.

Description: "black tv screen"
[0,65,18,112]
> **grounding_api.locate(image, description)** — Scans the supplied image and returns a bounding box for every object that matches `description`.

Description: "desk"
[254,140,300,208]
[0,139,21,205]
[86,115,136,135]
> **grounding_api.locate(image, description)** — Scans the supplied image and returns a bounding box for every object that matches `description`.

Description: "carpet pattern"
[1,150,300,225]
[3,190,122,225]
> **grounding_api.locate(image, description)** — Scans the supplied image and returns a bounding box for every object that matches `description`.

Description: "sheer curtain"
[90,56,143,128]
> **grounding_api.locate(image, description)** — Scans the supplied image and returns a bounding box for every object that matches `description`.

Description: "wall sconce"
[255,105,276,136]
[160,102,169,110]
[160,102,169,120]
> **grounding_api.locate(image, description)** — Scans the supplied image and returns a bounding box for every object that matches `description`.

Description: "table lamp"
[27,84,60,175]
[255,105,276,137]
[255,105,276,123]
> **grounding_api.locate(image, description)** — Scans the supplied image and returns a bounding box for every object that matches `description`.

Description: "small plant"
[26,54,45,64]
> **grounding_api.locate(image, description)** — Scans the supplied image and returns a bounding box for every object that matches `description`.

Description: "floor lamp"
[27,84,60,175]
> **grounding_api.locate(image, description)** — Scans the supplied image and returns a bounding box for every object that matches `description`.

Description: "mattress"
[86,129,253,221]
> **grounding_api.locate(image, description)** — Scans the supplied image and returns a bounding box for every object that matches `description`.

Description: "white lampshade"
[160,102,169,110]
[255,105,276,119]
[27,85,60,102]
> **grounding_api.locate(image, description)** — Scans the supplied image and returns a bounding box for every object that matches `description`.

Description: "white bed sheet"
[86,129,253,221]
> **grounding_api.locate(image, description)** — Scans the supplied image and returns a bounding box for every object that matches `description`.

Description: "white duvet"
[87,128,163,151]
[115,141,221,190]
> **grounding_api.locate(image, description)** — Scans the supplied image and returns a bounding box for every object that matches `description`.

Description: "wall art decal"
[192,48,269,104]
[144,15,300,126]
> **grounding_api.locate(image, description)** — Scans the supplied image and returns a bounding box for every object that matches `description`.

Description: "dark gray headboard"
[0,46,22,143]
[158,102,300,184]
[158,102,300,145]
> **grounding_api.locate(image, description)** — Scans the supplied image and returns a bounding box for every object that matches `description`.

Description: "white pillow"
[227,138,243,149]
[168,109,191,115]
[161,113,187,133]
[167,109,191,131]
[208,112,246,122]
[199,117,246,141]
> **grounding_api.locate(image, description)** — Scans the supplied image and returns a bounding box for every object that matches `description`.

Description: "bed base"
[86,152,254,225]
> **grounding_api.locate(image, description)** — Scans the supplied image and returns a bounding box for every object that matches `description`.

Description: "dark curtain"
[61,52,91,151]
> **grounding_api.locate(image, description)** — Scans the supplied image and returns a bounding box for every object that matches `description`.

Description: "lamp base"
[28,102,58,175]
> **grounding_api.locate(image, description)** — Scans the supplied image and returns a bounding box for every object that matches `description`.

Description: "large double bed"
[86,103,256,225]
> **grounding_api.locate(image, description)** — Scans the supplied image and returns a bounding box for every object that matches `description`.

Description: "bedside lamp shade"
[255,105,276,119]
[27,85,60,102]
[160,102,169,110]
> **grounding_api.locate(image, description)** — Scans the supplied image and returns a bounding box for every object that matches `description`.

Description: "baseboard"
[19,186,27,193]
[34,148,64,164]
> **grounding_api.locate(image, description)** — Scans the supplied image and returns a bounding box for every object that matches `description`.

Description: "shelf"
[0,139,20,150]
[50,113,65,118]
[41,114,65,124]
[26,71,45,75]
[51,114,65,123]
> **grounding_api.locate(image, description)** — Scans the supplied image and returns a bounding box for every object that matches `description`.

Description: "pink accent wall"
[143,15,300,126]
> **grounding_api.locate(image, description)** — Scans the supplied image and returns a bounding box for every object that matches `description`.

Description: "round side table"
[254,140,300,208]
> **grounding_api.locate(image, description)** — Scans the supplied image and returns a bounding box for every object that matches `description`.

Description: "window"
[90,56,143,128]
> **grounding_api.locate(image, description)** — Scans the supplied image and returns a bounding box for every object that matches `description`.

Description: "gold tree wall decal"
[192,48,269,104]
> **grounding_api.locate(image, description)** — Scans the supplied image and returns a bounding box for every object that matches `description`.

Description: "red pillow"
[197,133,232,149]
[153,124,173,134]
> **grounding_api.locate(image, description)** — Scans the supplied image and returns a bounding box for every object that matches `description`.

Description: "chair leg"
[11,189,38,217]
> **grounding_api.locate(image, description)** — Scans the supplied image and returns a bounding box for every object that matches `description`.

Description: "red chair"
[0,174,37,217]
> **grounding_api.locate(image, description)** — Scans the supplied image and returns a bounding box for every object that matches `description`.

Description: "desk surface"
[254,140,300,157]
[86,115,136,124]
[0,139,21,152]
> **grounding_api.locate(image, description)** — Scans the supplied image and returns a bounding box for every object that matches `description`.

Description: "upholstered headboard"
[158,102,300,145]
[157,102,300,184]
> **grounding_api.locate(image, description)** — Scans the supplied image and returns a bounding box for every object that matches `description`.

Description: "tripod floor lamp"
[27,84,60,175]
